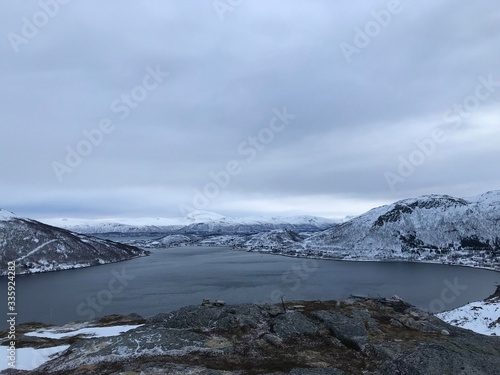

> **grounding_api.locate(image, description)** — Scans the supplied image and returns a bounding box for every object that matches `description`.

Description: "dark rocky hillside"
[0,210,149,275]
[2,296,500,374]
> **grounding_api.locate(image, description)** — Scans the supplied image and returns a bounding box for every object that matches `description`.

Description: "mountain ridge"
[0,211,149,275]
[154,190,500,271]
[306,190,500,252]
[38,211,340,236]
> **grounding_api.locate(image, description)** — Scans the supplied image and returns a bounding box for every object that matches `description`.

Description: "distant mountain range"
[3,190,500,274]
[0,209,148,275]
[40,211,340,236]
[136,191,500,271]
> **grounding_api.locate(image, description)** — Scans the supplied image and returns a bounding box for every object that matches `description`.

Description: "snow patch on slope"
[0,345,69,371]
[25,324,143,340]
[436,301,500,336]
[0,209,16,221]
[436,287,500,336]
[14,239,59,262]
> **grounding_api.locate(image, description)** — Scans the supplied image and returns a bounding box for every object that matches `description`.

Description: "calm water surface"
[2,246,499,328]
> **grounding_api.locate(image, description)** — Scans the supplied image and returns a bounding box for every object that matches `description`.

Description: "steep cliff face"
[0,210,149,275]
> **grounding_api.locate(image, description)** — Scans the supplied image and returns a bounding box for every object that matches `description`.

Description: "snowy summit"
[0,209,16,221]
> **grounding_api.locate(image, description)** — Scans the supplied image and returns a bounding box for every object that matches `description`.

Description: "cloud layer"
[1,0,499,219]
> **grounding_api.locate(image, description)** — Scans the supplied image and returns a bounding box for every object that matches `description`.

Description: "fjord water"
[3,246,499,328]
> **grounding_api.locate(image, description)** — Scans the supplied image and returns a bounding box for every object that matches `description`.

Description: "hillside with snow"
[129,229,307,250]
[291,191,500,270]
[437,286,500,336]
[38,217,185,235]
[130,191,500,272]
[156,191,500,271]
[307,191,500,251]
[40,211,339,236]
[0,209,149,275]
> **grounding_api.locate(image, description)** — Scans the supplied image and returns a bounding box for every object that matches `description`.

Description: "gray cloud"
[1,0,499,219]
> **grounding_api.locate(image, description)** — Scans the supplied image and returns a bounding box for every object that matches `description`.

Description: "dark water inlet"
[1,246,499,328]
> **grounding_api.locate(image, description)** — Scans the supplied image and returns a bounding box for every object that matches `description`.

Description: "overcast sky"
[1,0,499,220]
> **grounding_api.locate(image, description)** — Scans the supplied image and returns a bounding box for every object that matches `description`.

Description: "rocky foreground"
[2,297,500,374]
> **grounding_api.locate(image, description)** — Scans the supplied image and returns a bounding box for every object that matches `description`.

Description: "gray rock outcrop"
[2,297,499,374]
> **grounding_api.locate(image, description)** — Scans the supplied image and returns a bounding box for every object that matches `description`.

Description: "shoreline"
[0,251,150,278]
[4,243,498,276]
[234,246,500,274]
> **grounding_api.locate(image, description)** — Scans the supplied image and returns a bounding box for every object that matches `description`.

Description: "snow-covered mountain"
[437,285,500,336]
[297,191,500,269]
[176,214,337,235]
[128,229,307,250]
[38,217,185,235]
[0,209,149,275]
[143,234,193,248]
[40,211,339,236]
[167,191,500,271]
